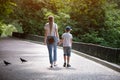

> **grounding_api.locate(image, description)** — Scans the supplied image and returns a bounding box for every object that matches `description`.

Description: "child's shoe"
[63,63,66,67]
[67,64,71,67]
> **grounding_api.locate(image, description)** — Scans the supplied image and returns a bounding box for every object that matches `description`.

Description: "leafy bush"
[100,28,120,48]
[0,22,3,35]
[11,20,23,33]
[80,30,104,44]
[0,22,17,37]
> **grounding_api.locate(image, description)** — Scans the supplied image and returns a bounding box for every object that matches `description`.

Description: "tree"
[11,0,47,35]
[69,0,106,32]
[0,0,16,37]
[0,0,16,20]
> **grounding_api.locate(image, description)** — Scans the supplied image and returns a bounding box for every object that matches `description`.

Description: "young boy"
[59,26,73,67]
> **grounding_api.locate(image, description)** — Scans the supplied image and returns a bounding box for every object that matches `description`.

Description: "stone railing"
[72,42,120,64]
[12,32,120,65]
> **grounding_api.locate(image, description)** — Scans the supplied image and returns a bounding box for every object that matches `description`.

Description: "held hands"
[57,39,62,45]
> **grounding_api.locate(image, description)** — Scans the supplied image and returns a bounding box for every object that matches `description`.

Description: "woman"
[44,16,59,68]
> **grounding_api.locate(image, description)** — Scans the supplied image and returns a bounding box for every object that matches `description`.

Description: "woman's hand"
[57,40,62,45]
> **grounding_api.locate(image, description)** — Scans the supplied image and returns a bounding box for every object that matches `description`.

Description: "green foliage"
[100,28,120,48]
[11,20,23,33]
[0,21,17,37]
[2,0,120,48]
[80,30,104,44]
[0,0,17,37]
[0,21,3,35]
[69,0,105,33]
[0,0,16,20]
[11,0,46,35]
[104,2,120,28]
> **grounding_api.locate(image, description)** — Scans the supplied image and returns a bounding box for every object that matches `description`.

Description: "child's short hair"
[66,26,72,31]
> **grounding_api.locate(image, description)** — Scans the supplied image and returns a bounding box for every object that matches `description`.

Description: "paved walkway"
[0,37,120,80]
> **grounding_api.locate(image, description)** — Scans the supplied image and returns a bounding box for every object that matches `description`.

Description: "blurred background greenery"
[0,0,120,48]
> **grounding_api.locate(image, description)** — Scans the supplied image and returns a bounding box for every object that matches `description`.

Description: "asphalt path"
[0,37,120,80]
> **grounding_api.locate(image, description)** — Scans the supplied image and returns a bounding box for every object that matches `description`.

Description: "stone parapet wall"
[12,32,120,65]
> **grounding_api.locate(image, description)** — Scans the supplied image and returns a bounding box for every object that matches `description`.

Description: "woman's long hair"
[48,16,54,35]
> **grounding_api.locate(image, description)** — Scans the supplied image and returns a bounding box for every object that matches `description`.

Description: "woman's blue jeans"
[47,36,57,64]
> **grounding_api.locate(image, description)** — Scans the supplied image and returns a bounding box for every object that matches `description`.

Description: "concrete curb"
[71,49,120,73]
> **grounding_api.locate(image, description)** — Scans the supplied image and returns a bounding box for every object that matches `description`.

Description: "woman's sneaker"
[63,63,66,67]
[50,65,53,68]
[50,64,54,68]
[54,64,57,66]
[67,64,71,67]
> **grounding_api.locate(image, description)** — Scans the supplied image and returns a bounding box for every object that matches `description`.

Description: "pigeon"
[3,60,11,66]
[20,58,27,63]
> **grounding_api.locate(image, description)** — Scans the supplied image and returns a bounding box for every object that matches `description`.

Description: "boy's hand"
[57,41,60,45]
[58,40,62,45]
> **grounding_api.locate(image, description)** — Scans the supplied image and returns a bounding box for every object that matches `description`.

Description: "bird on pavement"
[3,60,11,66]
[20,58,27,63]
